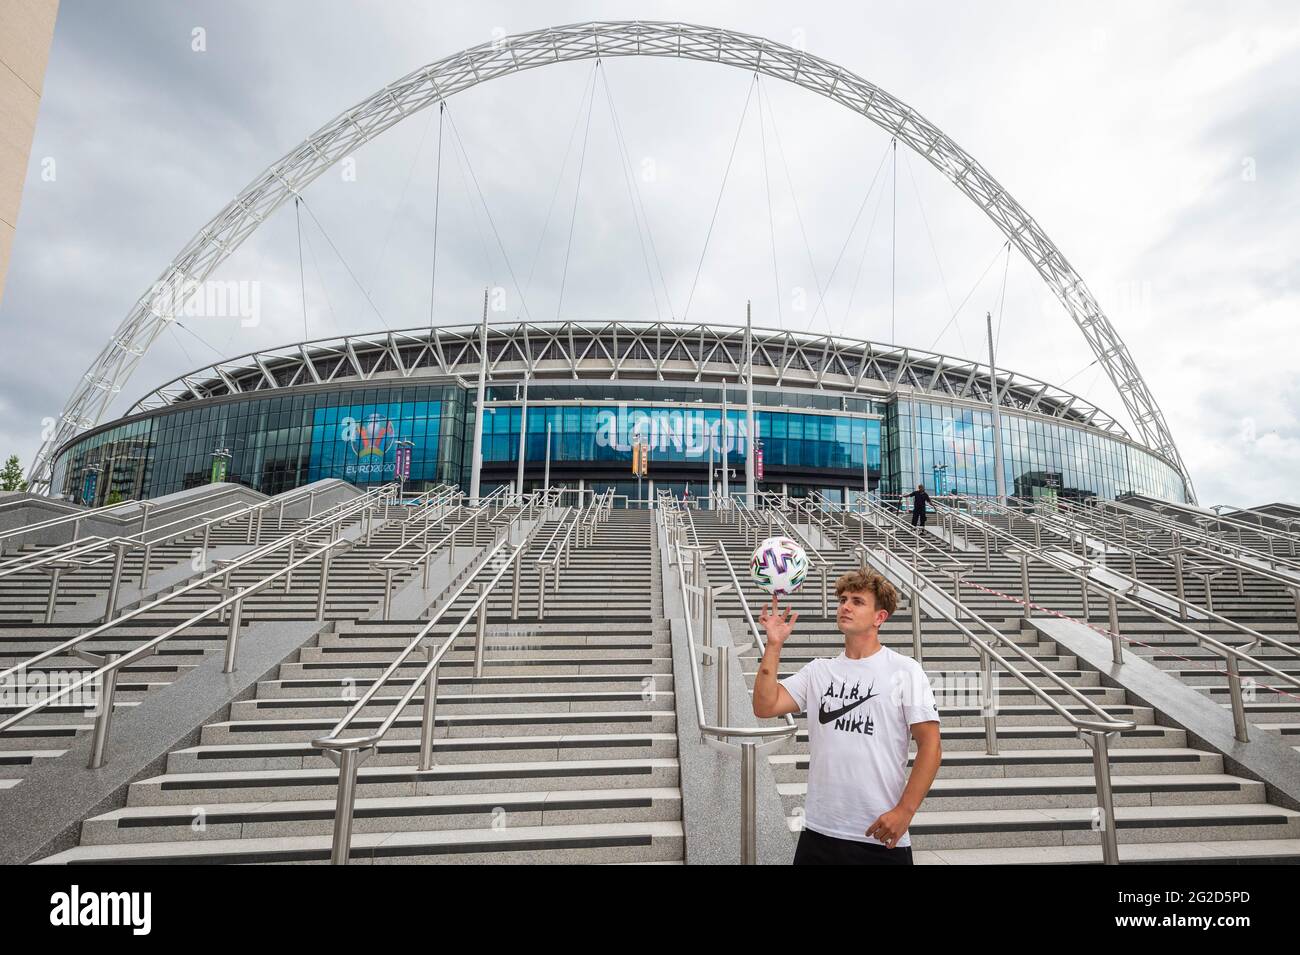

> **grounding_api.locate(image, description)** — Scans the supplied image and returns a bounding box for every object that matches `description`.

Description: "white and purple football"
[750,536,809,596]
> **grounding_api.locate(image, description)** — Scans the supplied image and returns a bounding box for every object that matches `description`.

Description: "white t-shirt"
[780,646,940,847]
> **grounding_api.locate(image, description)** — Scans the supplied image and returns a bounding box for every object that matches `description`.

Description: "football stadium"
[46,318,1189,508]
[1,18,1295,888]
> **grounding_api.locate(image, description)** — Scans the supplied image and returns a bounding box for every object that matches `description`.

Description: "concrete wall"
[0,478,361,549]
[0,0,59,309]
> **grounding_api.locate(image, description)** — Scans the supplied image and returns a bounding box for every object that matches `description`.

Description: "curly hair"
[834,568,898,616]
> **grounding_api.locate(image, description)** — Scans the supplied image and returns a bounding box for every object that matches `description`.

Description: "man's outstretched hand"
[759,597,798,648]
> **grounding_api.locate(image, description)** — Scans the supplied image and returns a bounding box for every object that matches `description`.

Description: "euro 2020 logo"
[341,413,397,477]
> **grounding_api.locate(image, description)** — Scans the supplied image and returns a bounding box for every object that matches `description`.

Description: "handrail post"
[473,583,488,678]
[223,594,243,673]
[978,649,998,755]
[701,584,715,664]
[419,643,440,770]
[103,542,128,623]
[139,541,153,589]
[87,653,121,769]
[1225,653,1250,743]
[1088,731,1121,865]
[329,747,362,865]
[910,583,923,666]
[821,565,830,618]
[1107,594,1123,664]
[511,552,521,620]
[537,565,547,620]
[1173,546,1187,620]
[740,740,757,865]
[44,566,62,624]
[691,549,703,619]
[1018,553,1032,619]
[316,547,332,621]
[383,567,395,618]
[285,539,296,592]
[715,640,729,725]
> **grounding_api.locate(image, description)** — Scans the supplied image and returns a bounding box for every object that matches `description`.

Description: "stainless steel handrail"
[0,485,394,687]
[0,481,335,582]
[930,498,1299,744]
[0,486,396,768]
[656,498,799,864]
[311,518,546,864]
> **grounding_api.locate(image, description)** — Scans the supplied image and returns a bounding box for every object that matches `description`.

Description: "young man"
[753,569,942,865]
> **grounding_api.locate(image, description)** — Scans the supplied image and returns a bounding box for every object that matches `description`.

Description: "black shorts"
[793,826,914,865]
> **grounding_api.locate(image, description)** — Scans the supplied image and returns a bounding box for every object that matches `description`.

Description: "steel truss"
[121,319,1134,439]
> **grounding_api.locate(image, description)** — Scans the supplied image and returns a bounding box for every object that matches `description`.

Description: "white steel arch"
[28,19,1195,500]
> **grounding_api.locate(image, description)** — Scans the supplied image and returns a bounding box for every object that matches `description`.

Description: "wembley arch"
[27,19,1196,501]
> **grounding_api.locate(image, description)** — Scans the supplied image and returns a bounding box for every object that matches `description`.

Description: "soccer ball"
[750,537,809,596]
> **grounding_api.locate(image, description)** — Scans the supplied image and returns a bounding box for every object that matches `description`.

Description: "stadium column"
[721,379,730,501]
[745,302,755,504]
[469,289,488,505]
[986,312,1008,503]
[515,374,528,495]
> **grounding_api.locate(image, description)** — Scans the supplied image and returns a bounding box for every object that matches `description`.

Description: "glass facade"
[892,399,1185,502]
[51,379,1187,506]
[51,385,468,504]
[480,403,882,475]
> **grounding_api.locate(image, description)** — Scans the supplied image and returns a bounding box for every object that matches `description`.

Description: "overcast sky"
[1,0,1297,504]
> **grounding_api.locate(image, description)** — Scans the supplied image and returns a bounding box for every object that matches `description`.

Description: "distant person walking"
[905,484,931,528]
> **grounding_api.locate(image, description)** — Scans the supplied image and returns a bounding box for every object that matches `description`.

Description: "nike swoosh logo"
[817,685,879,724]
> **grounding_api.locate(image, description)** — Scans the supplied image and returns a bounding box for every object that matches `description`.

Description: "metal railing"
[0,481,364,617]
[0,484,398,768]
[311,515,546,864]
[530,490,613,619]
[657,497,798,864]
[373,491,518,617]
[846,514,1135,864]
[931,497,1300,744]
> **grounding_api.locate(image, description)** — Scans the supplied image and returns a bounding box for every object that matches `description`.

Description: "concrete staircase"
[965,510,1300,749]
[36,508,684,864]
[0,504,478,789]
[693,509,1300,864]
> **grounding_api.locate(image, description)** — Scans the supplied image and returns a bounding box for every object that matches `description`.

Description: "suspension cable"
[300,214,338,330]
[902,148,968,357]
[363,101,438,306]
[994,238,1011,355]
[297,196,392,330]
[799,138,891,336]
[598,61,668,321]
[682,72,758,321]
[429,101,444,331]
[443,104,534,321]
[295,196,309,341]
[555,59,599,321]
[758,78,829,332]
[523,64,599,306]
[926,240,1010,352]
[756,78,783,327]
[837,151,893,339]
[890,137,897,344]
